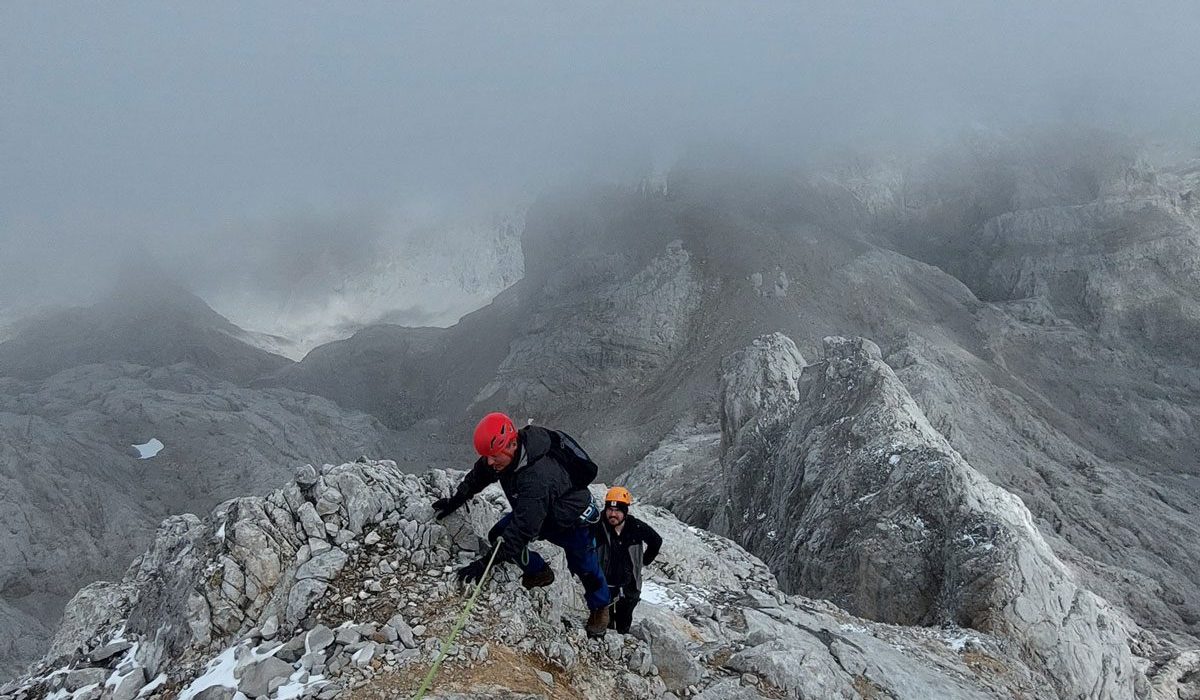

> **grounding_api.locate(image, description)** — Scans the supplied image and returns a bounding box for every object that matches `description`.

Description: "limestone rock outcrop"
[12,459,1180,699]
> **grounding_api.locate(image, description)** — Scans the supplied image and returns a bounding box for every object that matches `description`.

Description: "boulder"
[237,655,295,698]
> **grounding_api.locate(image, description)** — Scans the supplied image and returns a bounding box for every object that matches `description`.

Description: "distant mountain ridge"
[0,274,292,384]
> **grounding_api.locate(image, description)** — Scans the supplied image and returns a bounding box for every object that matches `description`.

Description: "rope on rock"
[411,537,503,700]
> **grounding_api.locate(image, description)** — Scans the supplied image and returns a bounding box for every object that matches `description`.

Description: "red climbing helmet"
[473,412,518,457]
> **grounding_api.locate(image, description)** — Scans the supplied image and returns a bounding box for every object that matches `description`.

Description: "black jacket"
[594,514,662,596]
[452,425,592,564]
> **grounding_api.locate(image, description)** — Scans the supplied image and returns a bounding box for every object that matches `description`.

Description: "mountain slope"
[0,275,291,384]
[260,325,451,430]
[11,460,1196,699]
[718,335,1144,697]
[0,363,415,681]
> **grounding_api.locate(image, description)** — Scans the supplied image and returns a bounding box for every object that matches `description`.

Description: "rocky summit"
[2,452,1197,700]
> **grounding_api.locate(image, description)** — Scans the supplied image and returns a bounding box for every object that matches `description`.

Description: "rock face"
[620,416,722,528]
[717,334,806,450]
[711,333,1143,698]
[478,240,702,414]
[261,326,450,430]
[14,460,1192,700]
[952,162,1200,475]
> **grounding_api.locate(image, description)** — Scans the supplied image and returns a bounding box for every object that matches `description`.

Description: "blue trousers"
[491,512,611,610]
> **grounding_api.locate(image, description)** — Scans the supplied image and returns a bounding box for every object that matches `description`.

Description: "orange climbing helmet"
[605,486,633,508]
[473,412,518,457]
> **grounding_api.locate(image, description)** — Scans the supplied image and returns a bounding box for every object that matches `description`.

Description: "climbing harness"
[411,536,504,700]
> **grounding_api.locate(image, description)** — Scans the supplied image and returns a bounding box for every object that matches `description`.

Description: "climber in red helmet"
[432,412,613,637]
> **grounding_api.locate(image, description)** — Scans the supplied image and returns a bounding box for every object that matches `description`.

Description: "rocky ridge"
[625,332,1200,699]
[0,276,292,385]
[11,457,1191,700]
[717,335,1141,698]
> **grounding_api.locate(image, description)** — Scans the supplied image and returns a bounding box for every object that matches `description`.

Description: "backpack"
[547,429,599,489]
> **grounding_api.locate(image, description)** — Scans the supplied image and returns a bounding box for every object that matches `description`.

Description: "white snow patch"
[641,578,715,613]
[132,438,164,459]
[104,642,141,689]
[137,674,168,698]
[944,632,981,653]
[106,666,141,691]
[640,580,686,610]
[12,666,72,698]
[179,645,240,700]
[275,668,327,700]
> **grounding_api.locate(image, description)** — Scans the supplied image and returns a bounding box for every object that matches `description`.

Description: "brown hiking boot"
[586,607,610,638]
[520,567,555,589]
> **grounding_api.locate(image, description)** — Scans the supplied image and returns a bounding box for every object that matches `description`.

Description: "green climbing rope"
[410,537,503,700]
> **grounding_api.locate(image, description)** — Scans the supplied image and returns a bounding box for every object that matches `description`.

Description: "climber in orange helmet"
[592,485,663,634]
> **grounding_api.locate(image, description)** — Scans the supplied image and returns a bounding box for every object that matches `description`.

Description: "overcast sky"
[3,2,1199,306]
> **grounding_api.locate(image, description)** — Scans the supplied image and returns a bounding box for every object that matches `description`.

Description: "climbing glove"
[456,558,487,585]
[432,495,467,520]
